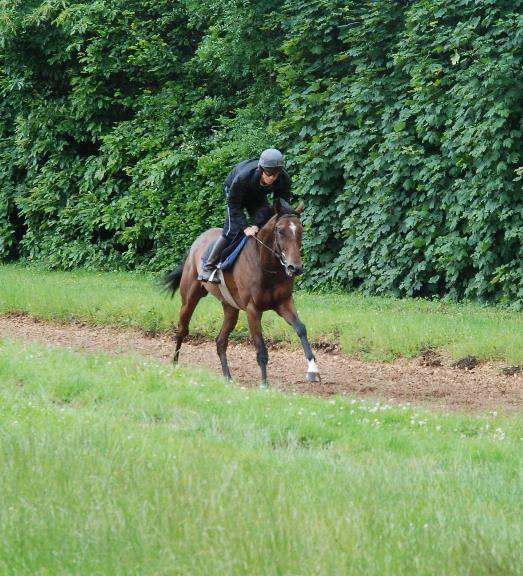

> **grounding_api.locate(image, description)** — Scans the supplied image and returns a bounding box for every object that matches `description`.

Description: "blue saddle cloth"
[219,235,248,270]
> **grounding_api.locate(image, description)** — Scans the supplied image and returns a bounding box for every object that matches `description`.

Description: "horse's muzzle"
[285,264,303,277]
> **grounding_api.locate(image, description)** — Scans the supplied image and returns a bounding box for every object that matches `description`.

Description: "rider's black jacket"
[222,159,292,241]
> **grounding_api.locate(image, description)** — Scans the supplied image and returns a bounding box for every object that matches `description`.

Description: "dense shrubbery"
[1,0,522,305]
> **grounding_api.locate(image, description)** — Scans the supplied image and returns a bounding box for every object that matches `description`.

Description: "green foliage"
[0,0,282,271]
[1,0,522,304]
[275,0,523,305]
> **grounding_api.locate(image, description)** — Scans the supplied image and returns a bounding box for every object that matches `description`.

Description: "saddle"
[199,235,249,309]
[201,234,248,271]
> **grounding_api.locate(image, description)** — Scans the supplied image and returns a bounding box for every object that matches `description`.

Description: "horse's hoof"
[307,371,321,383]
[260,381,270,389]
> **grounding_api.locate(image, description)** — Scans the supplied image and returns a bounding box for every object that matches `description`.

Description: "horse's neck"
[257,226,279,269]
[255,230,291,293]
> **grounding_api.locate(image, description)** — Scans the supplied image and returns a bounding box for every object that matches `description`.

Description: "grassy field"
[1,339,522,575]
[1,264,522,363]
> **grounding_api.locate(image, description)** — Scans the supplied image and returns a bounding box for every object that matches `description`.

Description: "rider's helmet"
[259,148,284,171]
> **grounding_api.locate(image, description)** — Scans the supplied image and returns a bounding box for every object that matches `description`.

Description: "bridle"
[252,214,300,272]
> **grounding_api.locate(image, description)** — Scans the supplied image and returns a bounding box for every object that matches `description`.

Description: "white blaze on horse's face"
[289,222,297,238]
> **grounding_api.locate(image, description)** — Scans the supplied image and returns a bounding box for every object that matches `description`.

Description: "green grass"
[0,339,522,575]
[1,263,523,363]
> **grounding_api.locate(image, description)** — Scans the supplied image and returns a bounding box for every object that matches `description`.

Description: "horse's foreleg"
[246,306,269,387]
[276,299,320,382]
[216,304,239,380]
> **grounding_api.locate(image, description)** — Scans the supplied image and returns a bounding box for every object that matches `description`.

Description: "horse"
[163,198,320,386]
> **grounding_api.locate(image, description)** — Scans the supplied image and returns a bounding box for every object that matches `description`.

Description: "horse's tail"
[162,253,188,297]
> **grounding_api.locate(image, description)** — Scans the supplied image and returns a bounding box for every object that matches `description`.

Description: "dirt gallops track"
[1,315,522,412]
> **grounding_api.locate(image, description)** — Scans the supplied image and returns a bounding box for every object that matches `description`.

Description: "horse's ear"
[294,201,305,215]
[274,197,293,215]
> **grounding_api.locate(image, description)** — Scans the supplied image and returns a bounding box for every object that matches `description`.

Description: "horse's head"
[272,199,305,277]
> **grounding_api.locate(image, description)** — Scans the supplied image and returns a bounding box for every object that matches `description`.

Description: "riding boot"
[198,236,229,283]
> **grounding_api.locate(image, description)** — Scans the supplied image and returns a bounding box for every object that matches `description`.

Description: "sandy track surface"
[1,314,522,411]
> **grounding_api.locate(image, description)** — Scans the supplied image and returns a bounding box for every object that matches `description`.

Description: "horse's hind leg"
[174,280,206,364]
[216,304,239,380]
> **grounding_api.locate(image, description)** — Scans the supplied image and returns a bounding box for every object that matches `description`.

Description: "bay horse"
[163,199,320,386]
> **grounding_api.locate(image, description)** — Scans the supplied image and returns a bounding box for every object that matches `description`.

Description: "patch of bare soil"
[1,315,522,412]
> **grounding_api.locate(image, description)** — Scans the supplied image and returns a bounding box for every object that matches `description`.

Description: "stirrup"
[198,267,220,284]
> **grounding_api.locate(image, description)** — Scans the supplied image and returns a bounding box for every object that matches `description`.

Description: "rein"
[252,234,282,260]
[252,231,287,272]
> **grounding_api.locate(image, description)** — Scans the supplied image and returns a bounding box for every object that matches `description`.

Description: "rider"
[198,148,292,283]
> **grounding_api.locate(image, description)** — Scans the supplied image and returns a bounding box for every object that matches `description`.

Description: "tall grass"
[1,263,523,362]
[0,340,522,575]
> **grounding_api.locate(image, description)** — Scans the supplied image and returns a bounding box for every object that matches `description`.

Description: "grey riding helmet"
[259,148,284,170]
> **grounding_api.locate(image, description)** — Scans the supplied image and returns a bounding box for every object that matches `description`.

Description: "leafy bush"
[275,0,523,305]
[1,0,522,305]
